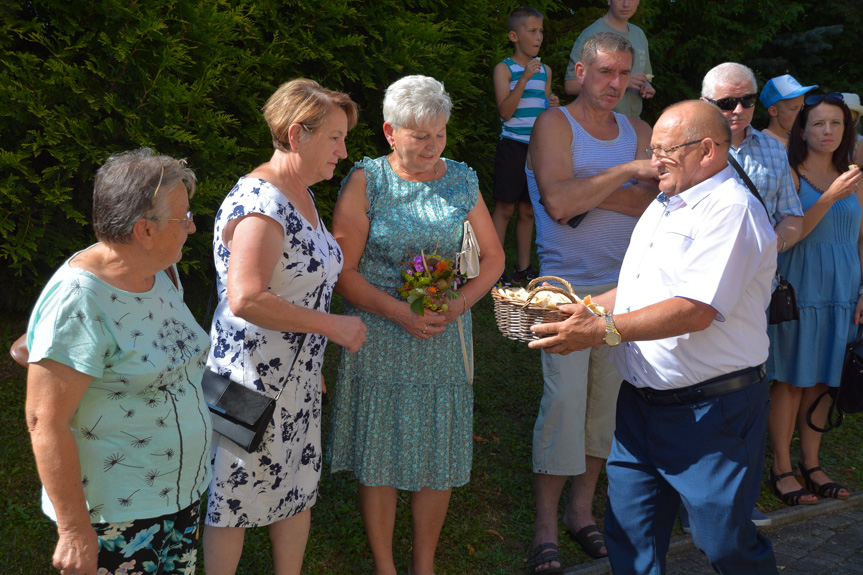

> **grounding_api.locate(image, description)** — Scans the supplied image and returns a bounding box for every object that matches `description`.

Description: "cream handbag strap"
[457,315,474,384]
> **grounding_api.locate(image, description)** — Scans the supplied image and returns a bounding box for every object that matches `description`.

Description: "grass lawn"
[2,285,862,574]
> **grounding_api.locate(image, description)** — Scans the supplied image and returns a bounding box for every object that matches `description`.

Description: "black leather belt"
[627,365,765,406]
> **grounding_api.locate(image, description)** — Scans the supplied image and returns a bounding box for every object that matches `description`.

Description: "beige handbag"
[456,220,480,279]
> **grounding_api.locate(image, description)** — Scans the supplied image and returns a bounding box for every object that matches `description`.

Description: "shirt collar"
[672,164,736,210]
[734,125,757,150]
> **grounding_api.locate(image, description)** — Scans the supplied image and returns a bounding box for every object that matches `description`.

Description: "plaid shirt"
[730,126,803,227]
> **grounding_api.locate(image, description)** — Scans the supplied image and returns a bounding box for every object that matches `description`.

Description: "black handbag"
[768,275,800,325]
[201,283,324,452]
[806,325,863,432]
[728,155,799,324]
[202,369,277,452]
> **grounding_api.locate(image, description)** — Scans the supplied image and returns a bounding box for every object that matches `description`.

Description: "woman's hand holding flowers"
[397,251,466,339]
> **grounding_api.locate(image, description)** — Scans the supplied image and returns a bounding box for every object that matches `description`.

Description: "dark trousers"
[605,378,778,574]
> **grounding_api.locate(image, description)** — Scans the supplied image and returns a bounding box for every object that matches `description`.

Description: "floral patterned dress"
[206,177,342,527]
[326,156,477,491]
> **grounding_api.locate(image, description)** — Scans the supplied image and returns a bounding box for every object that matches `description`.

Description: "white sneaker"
[679,506,770,533]
[751,508,771,527]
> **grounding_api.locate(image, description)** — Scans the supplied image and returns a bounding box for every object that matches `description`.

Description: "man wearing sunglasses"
[700,63,803,256]
[691,63,804,534]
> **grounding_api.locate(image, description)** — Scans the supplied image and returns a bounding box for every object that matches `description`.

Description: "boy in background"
[492,5,559,285]
[760,74,817,147]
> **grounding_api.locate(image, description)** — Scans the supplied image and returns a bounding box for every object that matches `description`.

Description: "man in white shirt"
[530,100,779,574]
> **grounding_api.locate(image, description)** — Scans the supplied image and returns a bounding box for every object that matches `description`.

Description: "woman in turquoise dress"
[768,93,863,506]
[327,75,504,575]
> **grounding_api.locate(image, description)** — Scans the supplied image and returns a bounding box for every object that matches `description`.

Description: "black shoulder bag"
[806,324,863,432]
[201,284,324,452]
[728,155,799,324]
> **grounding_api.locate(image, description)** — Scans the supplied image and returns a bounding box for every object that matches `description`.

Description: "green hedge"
[1,0,860,312]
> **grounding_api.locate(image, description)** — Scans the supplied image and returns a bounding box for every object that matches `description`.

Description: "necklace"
[799,173,827,194]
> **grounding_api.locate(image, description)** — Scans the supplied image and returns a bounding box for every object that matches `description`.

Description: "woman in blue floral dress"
[327,75,504,575]
[203,79,366,575]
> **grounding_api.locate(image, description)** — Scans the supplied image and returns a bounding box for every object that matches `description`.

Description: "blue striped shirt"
[527,107,639,285]
[500,57,549,144]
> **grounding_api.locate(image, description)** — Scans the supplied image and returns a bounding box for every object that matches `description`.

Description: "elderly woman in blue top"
[327,75,505,575]
[25,149,211,575]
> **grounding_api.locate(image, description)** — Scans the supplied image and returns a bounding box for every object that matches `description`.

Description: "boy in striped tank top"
[492,6,559,286]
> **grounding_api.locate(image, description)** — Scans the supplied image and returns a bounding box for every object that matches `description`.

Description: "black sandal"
[528,542,564,575]
[797,462,850,500]
[768,468,818,506]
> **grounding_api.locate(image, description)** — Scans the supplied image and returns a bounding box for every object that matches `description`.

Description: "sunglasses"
[706,93,758,112]
[804,92,844,107]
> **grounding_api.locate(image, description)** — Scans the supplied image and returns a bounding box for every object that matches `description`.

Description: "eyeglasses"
[705,93,758,112]
[804,92,844,107]
[151,211,194,230]
[646,139,704,159]
[152,165,166,198]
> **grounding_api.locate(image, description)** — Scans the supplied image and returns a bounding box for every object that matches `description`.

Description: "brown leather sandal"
[568,524,608,559]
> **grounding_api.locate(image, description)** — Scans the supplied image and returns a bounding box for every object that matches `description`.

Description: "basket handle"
[521,285,578,309]
[526,275,574,294]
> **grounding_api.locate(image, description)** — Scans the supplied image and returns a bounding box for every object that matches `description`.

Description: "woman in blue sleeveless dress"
[326,76,504,575]
[767,93,863,506]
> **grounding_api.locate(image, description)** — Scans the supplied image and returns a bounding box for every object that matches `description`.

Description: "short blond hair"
[262,78,358,152]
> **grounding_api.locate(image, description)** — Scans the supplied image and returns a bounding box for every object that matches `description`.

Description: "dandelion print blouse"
[27,251,212,524]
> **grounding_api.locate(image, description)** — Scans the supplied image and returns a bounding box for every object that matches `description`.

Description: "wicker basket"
[491,276,578,342]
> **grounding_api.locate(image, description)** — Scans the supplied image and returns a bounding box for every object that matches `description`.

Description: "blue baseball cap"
[760,74,818,108]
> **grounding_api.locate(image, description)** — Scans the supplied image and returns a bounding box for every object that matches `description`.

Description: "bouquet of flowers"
[398,250,466,315]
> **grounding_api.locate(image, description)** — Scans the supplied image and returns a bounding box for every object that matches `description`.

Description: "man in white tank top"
[524,32,659,572]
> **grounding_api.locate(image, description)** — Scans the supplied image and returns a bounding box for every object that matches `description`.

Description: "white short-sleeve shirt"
[610,166,777,390]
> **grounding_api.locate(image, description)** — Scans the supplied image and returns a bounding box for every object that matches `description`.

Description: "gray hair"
[580,32,634,67]
[382,75,452,130]
[701,62,757,99]
[92,148,197,243]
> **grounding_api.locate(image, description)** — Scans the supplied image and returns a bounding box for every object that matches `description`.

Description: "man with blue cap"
[761,74,818,147]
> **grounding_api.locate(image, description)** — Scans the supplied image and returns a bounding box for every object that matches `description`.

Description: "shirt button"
[665,211,670,217]
[636,274,640,279]
[649,242,653,247]
[626,307,631,312]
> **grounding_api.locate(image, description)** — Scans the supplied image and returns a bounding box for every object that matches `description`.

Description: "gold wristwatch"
[604,313,621,346]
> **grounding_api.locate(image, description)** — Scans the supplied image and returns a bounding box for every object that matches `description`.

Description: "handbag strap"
[805,324,863,432]
[274,284,325,401]
[456,315,473,385]
[729,154,787,282]
[728,154,768,211]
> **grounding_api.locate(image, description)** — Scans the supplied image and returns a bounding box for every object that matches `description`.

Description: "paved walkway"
[567,492,863,574]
